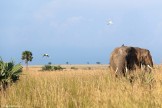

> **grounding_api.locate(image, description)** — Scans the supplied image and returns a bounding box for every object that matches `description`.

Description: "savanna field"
[1,65,162,108]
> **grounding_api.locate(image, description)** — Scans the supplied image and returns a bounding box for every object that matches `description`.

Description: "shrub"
[42,65,52,71]
[71,67,78,70]
[0,59,23,90]
[42,65,64,71]
[53,65,64,70]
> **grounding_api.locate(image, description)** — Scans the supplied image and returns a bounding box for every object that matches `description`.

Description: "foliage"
[42,65,52,71]
[42,64,64,71]
[21,50,33,69]
[71,67,78,70]
[96,62,101,64]
[53,65,64,70]
[0,58,22,90]
[48,62,52,65]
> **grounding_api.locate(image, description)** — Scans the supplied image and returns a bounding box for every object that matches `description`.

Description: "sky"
[0,0,162,65]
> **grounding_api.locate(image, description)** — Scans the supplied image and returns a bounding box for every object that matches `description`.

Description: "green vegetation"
[71,66,78,70]
[21,50,33,70]
[42,64,64,71]
[0,58,22,90]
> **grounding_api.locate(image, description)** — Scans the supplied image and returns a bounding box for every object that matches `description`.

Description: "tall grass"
[1,66,162,108]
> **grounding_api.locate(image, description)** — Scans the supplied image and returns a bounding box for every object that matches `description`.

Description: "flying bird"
[107,19,113,25]
[43,54,49,57]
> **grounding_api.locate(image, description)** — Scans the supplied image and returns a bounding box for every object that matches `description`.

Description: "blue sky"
[0,0,162,65]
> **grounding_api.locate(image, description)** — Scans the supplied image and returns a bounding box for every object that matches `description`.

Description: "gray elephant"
[110,46,137,76]
[110,46,153,76]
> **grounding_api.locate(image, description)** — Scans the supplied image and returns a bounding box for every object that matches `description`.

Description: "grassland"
[1,64,162,108]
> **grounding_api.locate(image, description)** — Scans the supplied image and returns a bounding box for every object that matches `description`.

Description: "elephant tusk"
[115,67,118,74]
[125,67,128,73]
[147,65,153,69]
[141,64,143,68]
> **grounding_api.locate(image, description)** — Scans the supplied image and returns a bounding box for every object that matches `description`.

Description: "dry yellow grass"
[1,65,162,108]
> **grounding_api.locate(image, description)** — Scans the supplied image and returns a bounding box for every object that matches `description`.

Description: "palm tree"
[0,58,22,90]
[21,51,33,70]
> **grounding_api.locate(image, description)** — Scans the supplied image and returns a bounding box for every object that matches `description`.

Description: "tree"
[48,62,52,65]
[21,51,33,70]
[0,58,22,90]
[96,62,101,64]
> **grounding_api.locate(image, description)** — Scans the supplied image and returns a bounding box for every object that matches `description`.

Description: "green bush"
[0,59,23,90]
[42,65,64,71]
[53,65,64,70]
[42,65,52,71]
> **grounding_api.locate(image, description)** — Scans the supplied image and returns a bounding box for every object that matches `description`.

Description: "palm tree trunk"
[26,60,28,71]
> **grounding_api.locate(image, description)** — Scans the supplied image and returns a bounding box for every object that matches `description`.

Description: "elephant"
[110,46,153,76]
[110,46,137,76]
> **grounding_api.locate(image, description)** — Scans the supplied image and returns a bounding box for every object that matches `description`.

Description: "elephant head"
[135,47,153,70]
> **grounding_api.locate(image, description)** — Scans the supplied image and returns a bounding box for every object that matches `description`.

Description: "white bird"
[43,54,49,57]
[107,19,113,25]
